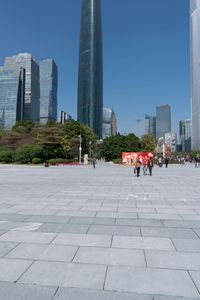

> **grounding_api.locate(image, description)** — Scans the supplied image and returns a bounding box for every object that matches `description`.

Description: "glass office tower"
[179,119,192,152]
[5,53,40,123]
[102,107,112,139]
[40,59,58,124]
[77,0,103,138]
[190,0,200,149]
[145,114,156,137]
[0,67,25,129]
[156,105,171,139]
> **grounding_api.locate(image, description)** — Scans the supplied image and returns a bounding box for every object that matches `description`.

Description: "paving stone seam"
[188,270,200,296]
[14,259,35,283]
[51,286,59,300]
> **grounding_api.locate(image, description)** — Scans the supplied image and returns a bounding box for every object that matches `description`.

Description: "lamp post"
[89,140,92,162]
[79,134,82,164]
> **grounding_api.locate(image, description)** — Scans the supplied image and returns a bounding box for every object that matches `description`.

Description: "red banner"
[122,152,153,165]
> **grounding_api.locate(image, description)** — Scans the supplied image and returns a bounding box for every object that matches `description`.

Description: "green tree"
[140,134,156,152]
[63,120,97,157]
[15,144,44,164]
[0,149,14,163]
[101,133,141,161]
[12,120,34,133]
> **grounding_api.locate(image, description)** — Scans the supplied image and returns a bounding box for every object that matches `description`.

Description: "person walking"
[147,157,154,176]
[92,158,96,168]
[165,157,169,168]
[135,160,141,177]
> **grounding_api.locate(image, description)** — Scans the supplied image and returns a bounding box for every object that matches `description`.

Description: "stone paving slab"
[141,227,198,239]
[19,261,106,289]
[88,224,141,236]
[0,282,57,300]
[53,233,112,247]
[69,216,116,225]
[105,266,199,297]
[154,296,200,300]
[145,250,200,271]
[172,238,200,252]
[115,218,163,227]
[163,220,200,228]
[112,236,175,251]
[74,246,146,267]
[6,243,78,262]
[26,215,71,223]
[0,258,32,282]
[54,287,152,299]
[0,241,18,257]
[37,223,90,234]
[0,231,57,244]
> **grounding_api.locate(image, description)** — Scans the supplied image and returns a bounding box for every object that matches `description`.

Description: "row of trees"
[0,120,157,164]
[100,133,156,161]
[0,120,97,164]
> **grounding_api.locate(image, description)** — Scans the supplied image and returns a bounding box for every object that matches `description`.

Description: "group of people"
[134,157,154,177]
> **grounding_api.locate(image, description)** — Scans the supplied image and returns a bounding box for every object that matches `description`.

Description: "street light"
[79,134,82,164]
[89,140,92,161]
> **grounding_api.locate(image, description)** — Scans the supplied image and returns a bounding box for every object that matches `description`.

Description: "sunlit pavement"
[0,162,200,299]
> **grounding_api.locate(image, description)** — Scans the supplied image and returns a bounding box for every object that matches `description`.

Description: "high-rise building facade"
[102,107,112,139]
[111,109,117,136]
[145,114,156,137]
[165,132,177,153]
[190,0,200,149]
[5,53,40,123]
[77,0,103,138]
[179,119,192,152]
[0,67,25,129]
[40,59,58,124]
[156,104,171,139]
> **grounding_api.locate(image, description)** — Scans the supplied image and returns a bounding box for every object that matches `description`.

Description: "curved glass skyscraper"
[77,0,103,138]
[190,0,200,149]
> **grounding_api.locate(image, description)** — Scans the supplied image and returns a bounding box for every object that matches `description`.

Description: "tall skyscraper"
[102,107,112,139]
[190,0,200,149]
[145,114,156,137]
[0,67,25,129]
[5,53,40,123]
[156,104,171,139]
[40,59,58,124]
[179,119,192,152]
[111,109,117,136]
[77,0,103,138]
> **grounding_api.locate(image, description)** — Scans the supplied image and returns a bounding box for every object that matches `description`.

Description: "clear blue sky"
[0,0,190,136]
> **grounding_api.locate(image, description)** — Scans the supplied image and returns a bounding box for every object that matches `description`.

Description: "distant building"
[179,119,192,152]
[103,107,112,139]
[5,53,40,123]
[156,105,171,139]
[40,59,58,124]
[59,111,72,125]
[111,109,117,135]
[77,0,103,138]
[0,67,25,129]
[190,0,200,149]
[165,132,177,153]
[145,114,156,137]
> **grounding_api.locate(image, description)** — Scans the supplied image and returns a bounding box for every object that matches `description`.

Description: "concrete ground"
[0,162,200,299]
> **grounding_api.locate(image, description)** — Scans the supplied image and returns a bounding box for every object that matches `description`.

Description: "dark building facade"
[156,104,171,139]
[40,59,58,124]
[77,0,103,138]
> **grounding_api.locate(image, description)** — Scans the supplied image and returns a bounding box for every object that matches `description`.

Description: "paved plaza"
[0,162,200,299]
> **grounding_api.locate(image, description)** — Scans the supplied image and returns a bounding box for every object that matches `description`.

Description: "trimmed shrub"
[0,149,14,163]
[112,158,122,164]
[32,158,42,164]
[49,158,74,165]
[15,144,44,164]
